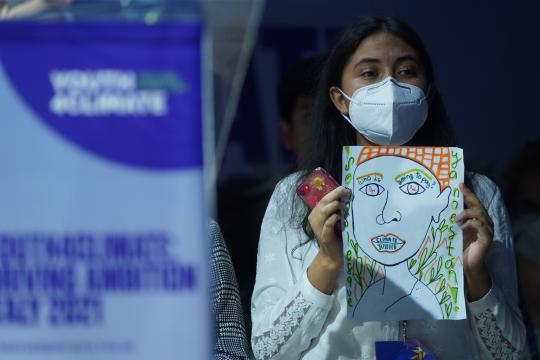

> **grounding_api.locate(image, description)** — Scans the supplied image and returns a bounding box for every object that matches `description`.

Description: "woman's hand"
[455,183,493,301]
[307,186,351,294]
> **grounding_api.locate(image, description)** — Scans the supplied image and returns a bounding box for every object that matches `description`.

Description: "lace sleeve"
[468,175,525,359]
[251,176,335,360]
[252,292,311,359]
[475,306,518,358]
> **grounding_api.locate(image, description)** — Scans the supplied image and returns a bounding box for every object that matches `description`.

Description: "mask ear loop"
[337,87,354,102]
[336,87,355,124]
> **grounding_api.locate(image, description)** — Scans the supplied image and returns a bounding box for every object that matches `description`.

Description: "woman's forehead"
[348,32,419,65]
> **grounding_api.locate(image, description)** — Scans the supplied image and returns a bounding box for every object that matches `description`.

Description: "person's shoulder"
[208,218,221,233]
[265,171,308,230]
[467,171,497,191]
[271,171,306,200]
[208,219,223,244]
[275,171,305,189]
[208,219,231,261]
[466,171,501,210]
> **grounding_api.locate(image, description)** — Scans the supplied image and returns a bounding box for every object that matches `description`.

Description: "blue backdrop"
[220,0,540,181]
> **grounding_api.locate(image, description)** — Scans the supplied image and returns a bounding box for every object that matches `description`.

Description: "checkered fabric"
[210,220,252,359]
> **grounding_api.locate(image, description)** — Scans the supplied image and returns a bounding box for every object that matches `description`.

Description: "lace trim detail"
[475,308,517,359]
[252,292,311,360]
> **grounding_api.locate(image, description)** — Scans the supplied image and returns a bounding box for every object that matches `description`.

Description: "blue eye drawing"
[359,183,385,197]
[399,181,426,195]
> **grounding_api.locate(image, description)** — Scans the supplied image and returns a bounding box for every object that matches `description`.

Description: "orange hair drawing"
[356,146,451,189]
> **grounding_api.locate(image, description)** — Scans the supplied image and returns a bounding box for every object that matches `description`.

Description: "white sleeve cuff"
[299,269,335,310]
[467,286,498,315]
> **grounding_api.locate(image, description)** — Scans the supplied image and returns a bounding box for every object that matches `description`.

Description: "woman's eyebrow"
[353,55,419,70]
[395,55,419,64]
[353,57,380,69]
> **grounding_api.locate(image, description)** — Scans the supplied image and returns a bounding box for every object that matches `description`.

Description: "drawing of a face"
[351,156,451,266]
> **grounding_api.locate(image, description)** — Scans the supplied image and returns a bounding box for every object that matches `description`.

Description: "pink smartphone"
[296,167,340,209]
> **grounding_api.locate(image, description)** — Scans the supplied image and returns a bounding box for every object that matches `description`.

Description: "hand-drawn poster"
[342,146,465,321]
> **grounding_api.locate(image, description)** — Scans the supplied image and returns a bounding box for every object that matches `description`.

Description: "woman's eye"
[360,70,377,78]
[397,68,418,77]
[399,182,425,195]
[359,183,385,196]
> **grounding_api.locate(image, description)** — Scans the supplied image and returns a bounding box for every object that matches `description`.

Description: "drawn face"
[351,156,450,266]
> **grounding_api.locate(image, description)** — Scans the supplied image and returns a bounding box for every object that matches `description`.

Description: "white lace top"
[251,172,525,359]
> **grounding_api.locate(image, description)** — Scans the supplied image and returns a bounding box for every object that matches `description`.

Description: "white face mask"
[338,77,428,146]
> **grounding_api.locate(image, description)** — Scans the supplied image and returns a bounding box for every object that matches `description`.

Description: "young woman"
[251,17,525,359]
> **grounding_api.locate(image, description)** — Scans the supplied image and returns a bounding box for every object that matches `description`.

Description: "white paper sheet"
[342,146,465,321]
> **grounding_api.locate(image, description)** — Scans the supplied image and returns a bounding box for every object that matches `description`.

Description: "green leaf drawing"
[435,279,446,295]
[439,291,451,305]
[444,302,453,318]
[367,261,375,278]
[345,173,352,185]
[352,241,359,255]
[437,256,443,273]
[427,257,444,285]
[450,287,458,303]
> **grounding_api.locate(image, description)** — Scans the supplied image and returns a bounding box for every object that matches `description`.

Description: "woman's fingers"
[310,200,344,238]
[460,218,482,232]
[319,186,351,206]
[319,200,344,218]
[461,217,493,237]
[321,214,341,244]
[310,186,350,232]
[308,186,351,248]
[461,218,492,241]
[460,183,482,209]
[324,213,341,229]
[455,208,484,223]
[456,183,494,235]
[457,183,493,233]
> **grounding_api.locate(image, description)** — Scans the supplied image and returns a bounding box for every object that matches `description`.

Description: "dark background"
[217,0,540,335]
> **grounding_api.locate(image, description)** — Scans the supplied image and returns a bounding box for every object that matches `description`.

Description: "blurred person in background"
[277,54,326,171]
[500,140,540,359]
[218,55,326,339]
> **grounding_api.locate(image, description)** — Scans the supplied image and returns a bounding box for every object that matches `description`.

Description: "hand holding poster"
[342,146,465,321]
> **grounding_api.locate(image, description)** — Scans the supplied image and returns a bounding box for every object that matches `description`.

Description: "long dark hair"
[291,16,457,245]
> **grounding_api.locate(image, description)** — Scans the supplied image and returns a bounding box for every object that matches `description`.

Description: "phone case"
[296,167,340,209]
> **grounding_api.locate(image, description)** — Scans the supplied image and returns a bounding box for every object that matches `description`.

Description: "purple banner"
[0,22,202,170]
